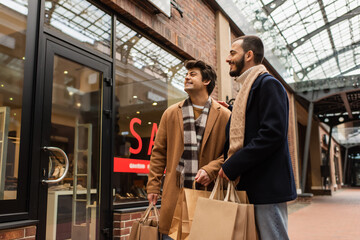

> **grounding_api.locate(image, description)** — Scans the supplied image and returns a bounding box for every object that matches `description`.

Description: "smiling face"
[226,40,246,77]
[184,68,209,95]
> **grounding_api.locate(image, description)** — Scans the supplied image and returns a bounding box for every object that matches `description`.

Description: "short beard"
[229,55,245,77]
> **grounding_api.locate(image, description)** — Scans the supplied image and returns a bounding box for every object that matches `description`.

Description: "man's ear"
[245,50,255,62]
[202,79,210,86]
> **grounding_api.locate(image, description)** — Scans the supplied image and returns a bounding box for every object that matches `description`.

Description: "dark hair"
[234,35,264,64]
[184,60,216,95]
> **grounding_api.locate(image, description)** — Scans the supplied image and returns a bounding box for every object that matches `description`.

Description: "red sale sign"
[114,157,150,174]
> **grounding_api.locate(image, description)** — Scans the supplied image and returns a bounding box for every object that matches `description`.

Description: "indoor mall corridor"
[289,188,360,240]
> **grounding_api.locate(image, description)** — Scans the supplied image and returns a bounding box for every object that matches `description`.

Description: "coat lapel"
[200,101,220,155]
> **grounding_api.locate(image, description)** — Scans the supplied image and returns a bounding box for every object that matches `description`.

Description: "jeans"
[162,234,174,240]
[254,202,289,240]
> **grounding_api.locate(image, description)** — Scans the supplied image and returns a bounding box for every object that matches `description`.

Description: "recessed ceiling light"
[64,71,68,74]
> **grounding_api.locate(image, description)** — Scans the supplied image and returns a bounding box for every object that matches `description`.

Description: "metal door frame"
[34,35,113,240]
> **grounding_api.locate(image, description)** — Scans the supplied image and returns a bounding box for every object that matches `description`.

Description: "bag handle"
[141,203,160,222]
[224,181,242,203]
[209,176,224,200]
[192,181,208,191]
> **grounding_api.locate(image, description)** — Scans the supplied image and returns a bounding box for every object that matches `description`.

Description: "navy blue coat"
[222,73,297,204]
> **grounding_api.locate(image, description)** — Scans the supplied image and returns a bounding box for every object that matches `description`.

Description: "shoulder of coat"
[211,99,231,115]
[163,100,185,114]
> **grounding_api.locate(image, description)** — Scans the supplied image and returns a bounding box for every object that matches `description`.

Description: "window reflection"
[113,21,187,204]
[44,0,111,56]
[0,0,28,200]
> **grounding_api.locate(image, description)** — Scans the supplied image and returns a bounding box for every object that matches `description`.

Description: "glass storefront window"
[113,20,187,204]
[44,0,112,56]
[0,0,28,200]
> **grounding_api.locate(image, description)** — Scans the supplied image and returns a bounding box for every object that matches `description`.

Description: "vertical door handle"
[41,146,69,184]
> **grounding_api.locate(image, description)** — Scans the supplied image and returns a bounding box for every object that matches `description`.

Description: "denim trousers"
[162,234,174,240]
[254,202,289,240]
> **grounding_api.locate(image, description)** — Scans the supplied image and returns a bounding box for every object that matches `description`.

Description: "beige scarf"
[227,64,268,159]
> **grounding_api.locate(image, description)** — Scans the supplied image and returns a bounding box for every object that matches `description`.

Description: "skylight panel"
[331,21,352,48]
[350,16,360,42]
[307,10,324,31]
[282,25,305,43]
[271,0,297,23]
[324,4,337,22]
[291,58,302,72]
[349,0,360,9]
[307,65,326,80]
[326,0,347,22]
[322,58,339,77]
[338,52,354,72]
[293,38,313,55]
[311,31,332,53]
[277,14,301,31]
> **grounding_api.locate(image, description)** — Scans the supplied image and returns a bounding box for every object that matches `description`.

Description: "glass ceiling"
[230,0,360,85]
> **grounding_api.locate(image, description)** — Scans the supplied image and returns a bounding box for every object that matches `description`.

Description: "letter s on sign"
[129,118,142,154]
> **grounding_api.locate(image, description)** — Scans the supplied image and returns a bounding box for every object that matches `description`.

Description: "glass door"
[38,39,112,240]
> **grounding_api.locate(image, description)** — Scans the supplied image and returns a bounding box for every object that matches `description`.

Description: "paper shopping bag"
[129,203,160,240]
[168,182,212,240]
[189,179,257,240]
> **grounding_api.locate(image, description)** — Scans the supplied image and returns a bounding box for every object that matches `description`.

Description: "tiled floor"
[288,187,360,240]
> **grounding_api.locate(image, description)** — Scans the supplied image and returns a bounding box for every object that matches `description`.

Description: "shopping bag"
[168,182,214,240]
[129,203,160,240]
[189,178,257,240]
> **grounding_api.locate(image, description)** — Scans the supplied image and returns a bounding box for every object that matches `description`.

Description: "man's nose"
[225,56,231,63]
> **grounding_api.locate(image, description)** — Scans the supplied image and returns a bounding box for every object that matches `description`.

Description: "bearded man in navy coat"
[219,35,297,240]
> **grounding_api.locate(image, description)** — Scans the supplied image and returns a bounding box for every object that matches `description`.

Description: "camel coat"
[147,99,231,234]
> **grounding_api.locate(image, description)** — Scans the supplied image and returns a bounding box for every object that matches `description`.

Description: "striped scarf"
[177,97,212,188]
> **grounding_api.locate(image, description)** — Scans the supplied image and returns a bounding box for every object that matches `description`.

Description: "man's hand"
[218,168,229,181]
[217,101,229,108]
[147,193,159,205]
[195,169,211,186]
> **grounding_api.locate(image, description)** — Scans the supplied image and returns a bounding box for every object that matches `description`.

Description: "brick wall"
[113,211,157,240]
[101,0,216,66]
[0,226,36,240]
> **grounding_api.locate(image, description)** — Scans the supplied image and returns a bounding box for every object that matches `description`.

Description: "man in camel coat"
[147,60,230,239]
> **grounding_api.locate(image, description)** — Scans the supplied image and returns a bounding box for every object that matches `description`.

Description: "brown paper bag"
[129,203,160,240]
[168,182,212,240]
[189,178,257,240]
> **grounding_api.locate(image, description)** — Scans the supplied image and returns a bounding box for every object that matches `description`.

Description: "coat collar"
[176,98,221,154]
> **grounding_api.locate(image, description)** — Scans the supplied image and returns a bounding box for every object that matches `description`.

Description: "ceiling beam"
[317,0,341,74]
[262,0,286,15]
[287,5,360,52]
[340,92,353,119]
